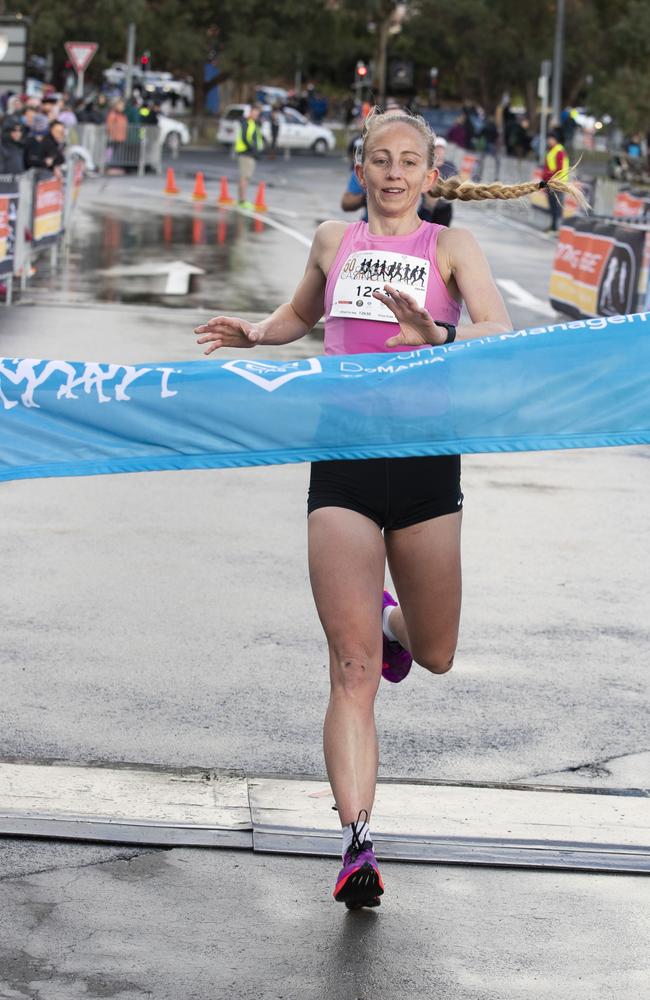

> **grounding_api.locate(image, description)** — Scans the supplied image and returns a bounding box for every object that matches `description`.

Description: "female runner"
[195,108,583,909]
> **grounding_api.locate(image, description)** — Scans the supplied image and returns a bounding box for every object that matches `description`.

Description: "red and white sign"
[613,190,649,220]
[33,177,64,243]
[64,42,98,74]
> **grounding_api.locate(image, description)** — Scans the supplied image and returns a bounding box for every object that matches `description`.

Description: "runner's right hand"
[194,316,263,354]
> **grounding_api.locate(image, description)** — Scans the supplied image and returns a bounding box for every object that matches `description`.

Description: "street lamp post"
[551,0,565,125]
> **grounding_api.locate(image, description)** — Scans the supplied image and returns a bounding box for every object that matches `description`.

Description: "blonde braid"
[359,105,590,212]
[430,173,590,210]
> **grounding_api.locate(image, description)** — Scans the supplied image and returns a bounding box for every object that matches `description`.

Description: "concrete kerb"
[1,759,648,873]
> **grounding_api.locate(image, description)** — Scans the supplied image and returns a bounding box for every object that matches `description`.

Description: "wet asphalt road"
[0,149,648,999]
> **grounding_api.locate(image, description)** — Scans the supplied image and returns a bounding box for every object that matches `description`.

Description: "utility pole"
[551,0,565,125]
[539,59,552,162]
[124,22,136,100]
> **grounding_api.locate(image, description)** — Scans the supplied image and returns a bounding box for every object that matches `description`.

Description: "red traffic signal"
[140,52,150,66]
[355,60,368,80]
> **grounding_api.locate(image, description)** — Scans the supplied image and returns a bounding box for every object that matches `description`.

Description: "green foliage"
[5,0,650,131]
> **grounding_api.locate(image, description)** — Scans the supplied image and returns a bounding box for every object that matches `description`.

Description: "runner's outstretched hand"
[194,316,263,354]
[373,285,448,348]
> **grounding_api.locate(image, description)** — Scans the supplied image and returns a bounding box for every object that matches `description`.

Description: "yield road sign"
[64,41,98,74]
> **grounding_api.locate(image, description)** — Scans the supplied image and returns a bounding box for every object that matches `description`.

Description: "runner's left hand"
[373,285,448,348]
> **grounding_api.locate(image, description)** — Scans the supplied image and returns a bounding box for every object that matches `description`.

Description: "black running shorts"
[307,455,463,531]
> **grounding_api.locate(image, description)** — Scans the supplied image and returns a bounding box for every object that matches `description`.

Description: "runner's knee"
[329,645,380,696]
[412,640,456,675]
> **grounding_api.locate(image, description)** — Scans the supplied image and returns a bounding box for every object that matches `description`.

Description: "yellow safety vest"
[235,118,263,154]
[545,142,569,181]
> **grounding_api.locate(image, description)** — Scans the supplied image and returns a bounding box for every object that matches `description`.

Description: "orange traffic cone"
[192,171,207,201]
[217,176,234,206]
[164,167,179,195]
[254,180,268,212]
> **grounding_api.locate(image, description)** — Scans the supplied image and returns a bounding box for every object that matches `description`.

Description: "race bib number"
[331,250,430,323]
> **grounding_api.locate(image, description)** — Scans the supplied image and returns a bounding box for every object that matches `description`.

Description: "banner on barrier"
[613,190,650,221]
[0,315,649,484]
[0,178,19,276]
[549,218,645,318]
[32,172,65,245]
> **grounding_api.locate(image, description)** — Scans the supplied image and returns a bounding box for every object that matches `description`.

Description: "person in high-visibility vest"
[235,105,264,208]
[542,129,570,232]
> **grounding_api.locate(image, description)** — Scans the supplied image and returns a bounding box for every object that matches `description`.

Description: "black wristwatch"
[435,321,457,344]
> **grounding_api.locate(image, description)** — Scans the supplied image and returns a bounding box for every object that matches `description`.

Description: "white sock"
[342,820,370,859]
[382,604,399,643]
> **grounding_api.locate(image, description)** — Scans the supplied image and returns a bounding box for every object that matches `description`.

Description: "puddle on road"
[30,204,303,314]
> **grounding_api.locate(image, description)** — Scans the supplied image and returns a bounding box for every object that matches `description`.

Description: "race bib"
[331,250,430,323]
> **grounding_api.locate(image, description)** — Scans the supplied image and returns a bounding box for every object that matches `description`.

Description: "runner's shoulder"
[311,220,348,272]
[313,220,348,252]
[438,226,483,264]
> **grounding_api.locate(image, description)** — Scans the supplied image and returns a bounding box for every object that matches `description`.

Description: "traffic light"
[355,60,368,83]
[140,51,150,68]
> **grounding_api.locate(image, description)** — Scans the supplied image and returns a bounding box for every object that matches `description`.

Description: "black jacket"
[0,137,25,174]
[36,133,66,170]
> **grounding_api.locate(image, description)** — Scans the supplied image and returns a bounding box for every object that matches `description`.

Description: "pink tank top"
[324,220,461,356]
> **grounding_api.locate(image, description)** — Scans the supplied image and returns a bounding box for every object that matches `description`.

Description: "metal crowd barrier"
[1,154,86,306]
[71,123,163,176]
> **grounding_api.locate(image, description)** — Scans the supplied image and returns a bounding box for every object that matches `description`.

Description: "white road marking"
[496,278,558,317]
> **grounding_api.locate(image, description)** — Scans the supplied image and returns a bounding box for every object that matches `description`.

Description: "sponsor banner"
[32,172,65,244]
[1,314,649,483]
[613,190,650,221]
[0,178,19,276]
[549,217,645,319]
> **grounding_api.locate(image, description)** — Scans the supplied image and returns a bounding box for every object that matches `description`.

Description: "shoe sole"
[334,862,384,909]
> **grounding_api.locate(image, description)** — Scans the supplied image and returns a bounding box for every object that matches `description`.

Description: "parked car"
[217,104,335,154]
[158,113,190,155]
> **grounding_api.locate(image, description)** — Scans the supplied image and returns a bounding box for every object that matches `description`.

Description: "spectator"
[234,104,263,207]
[269,104,281,159]
[105,98,128,172]
[139,102,159,126]
[23,113,51,169]
[58,98,78,130]
[21,105,38,136]
[625,133,643,158]
[0,120,26,174]
[341,169,367,221]
[125,97,142,125]
[42,94,62,122]
[542,129,570,233]
[81,94,108,125]
[419,136,456,227]
[36,120,66,176]
[447,115,467,148]
[480,116,499,155]
[507,116,532,159]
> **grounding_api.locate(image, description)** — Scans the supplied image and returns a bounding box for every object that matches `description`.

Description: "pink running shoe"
[333,811,384,909]
[382,590,413,683]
